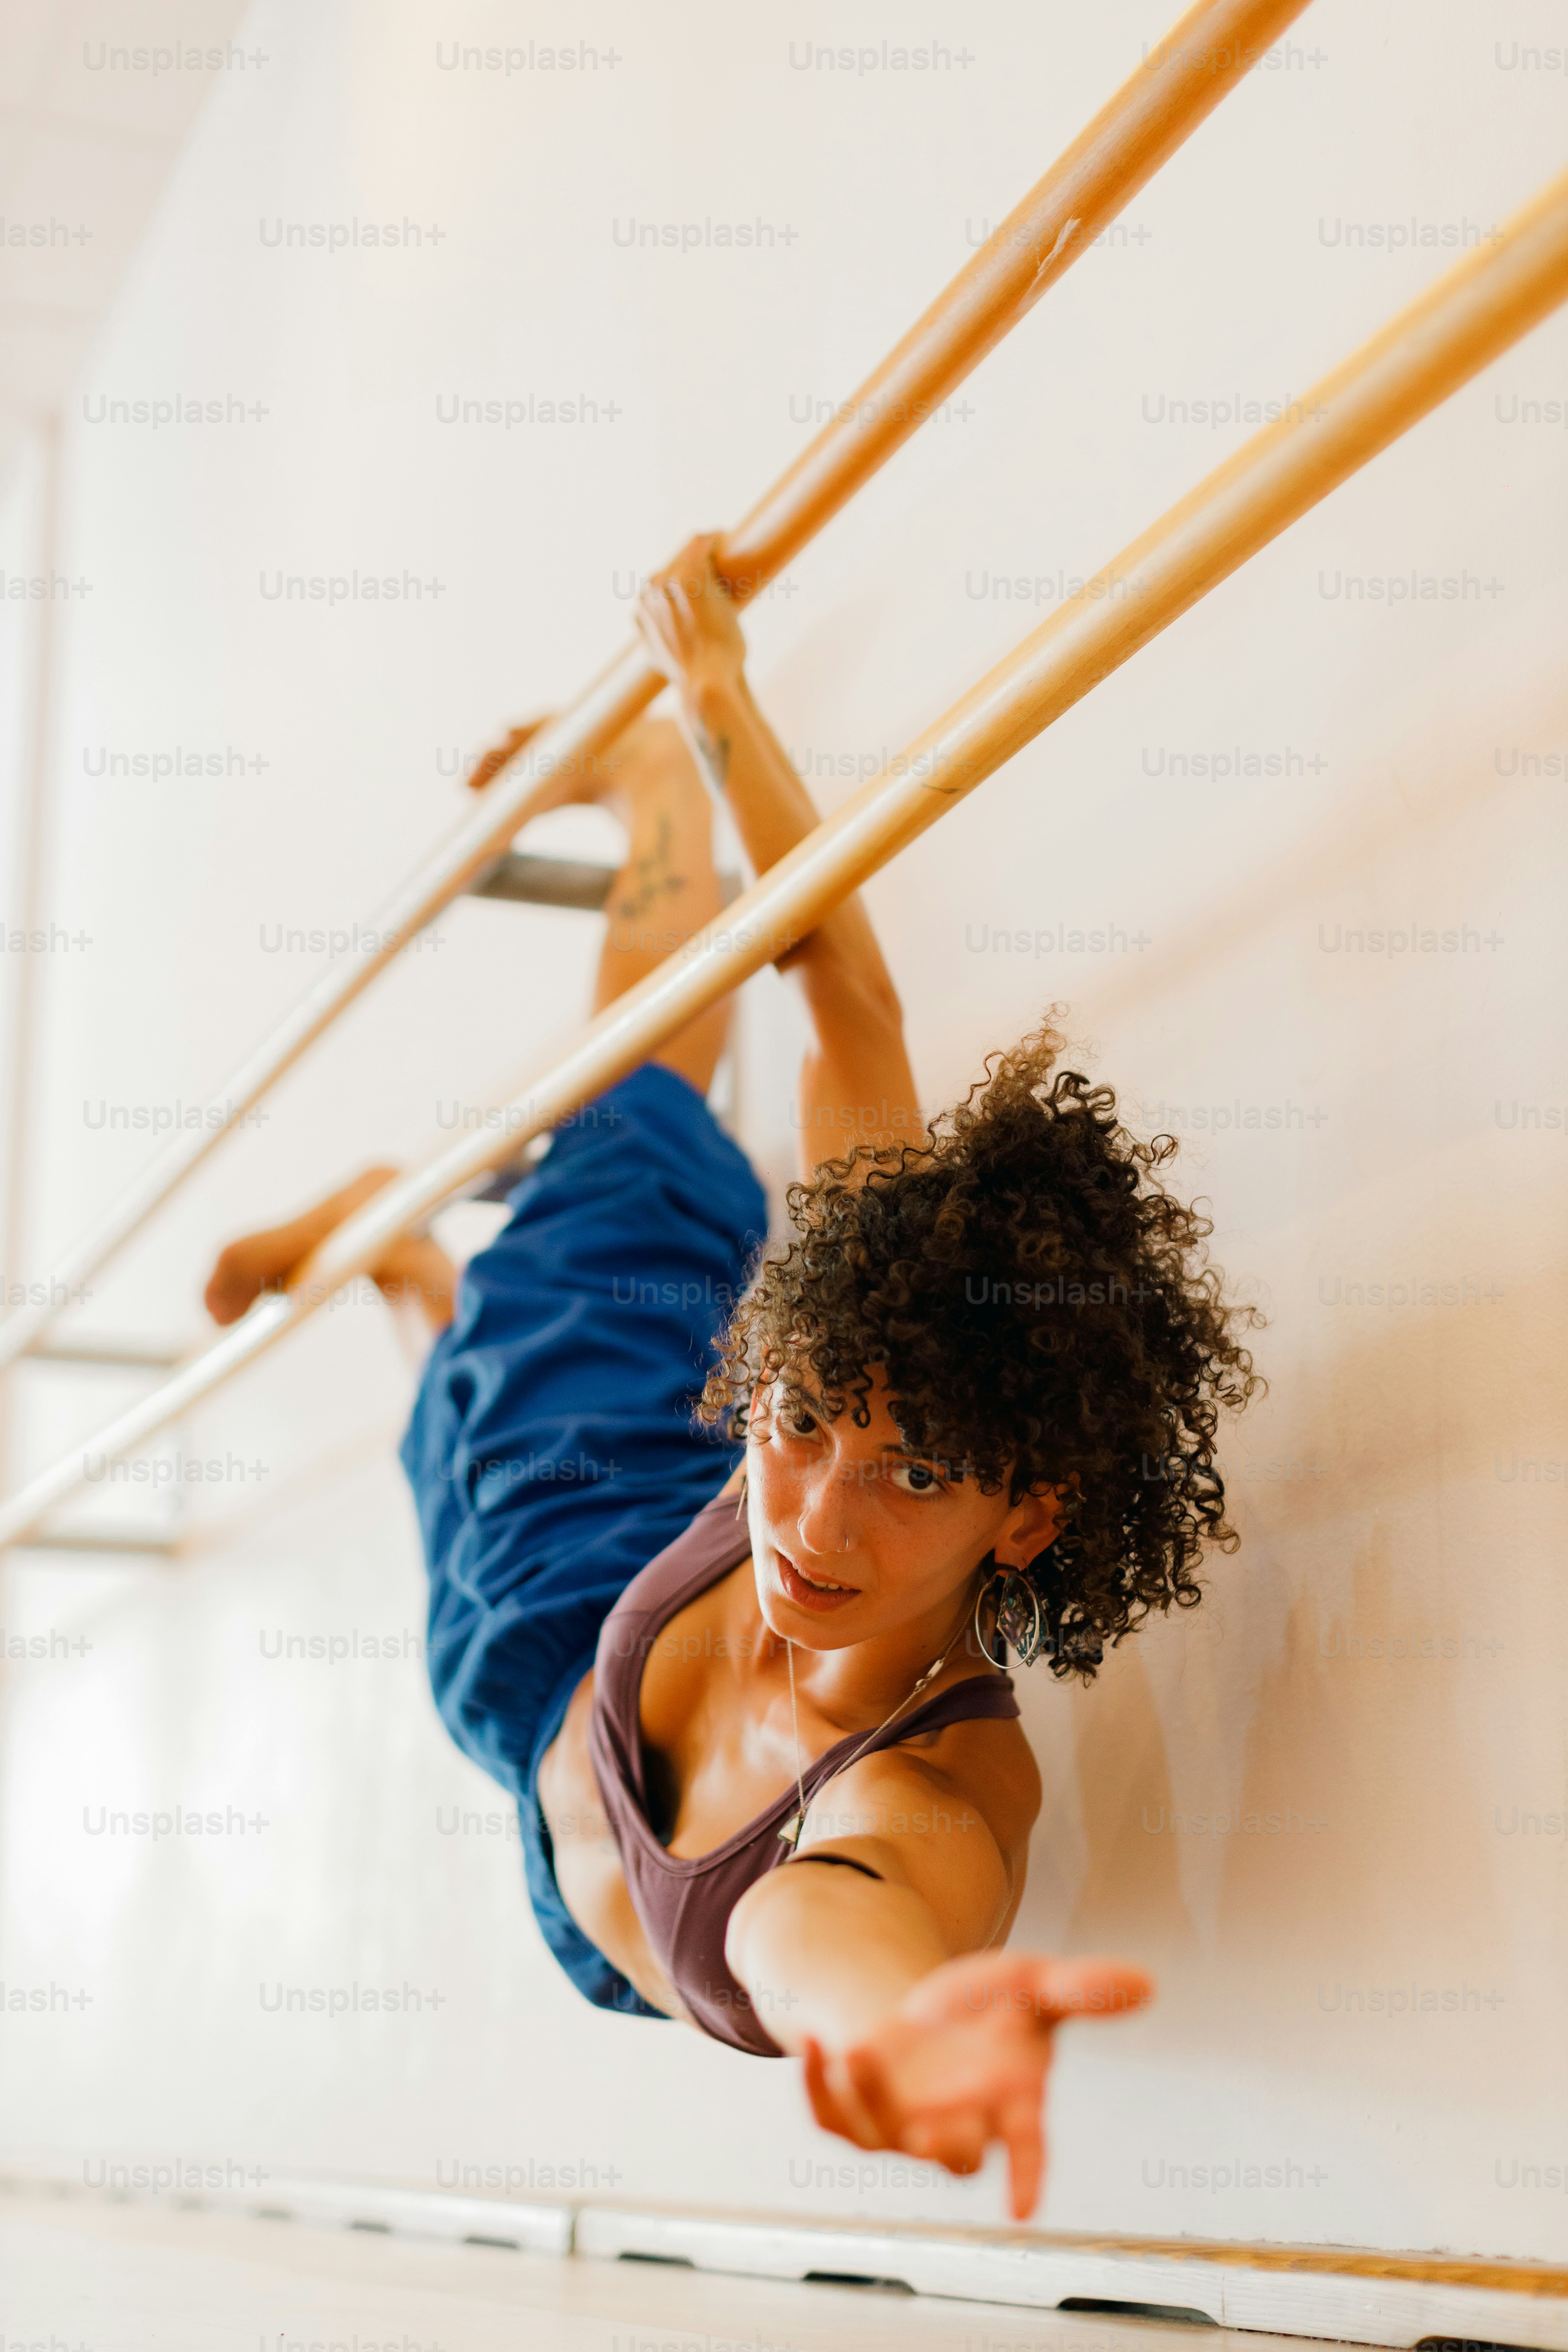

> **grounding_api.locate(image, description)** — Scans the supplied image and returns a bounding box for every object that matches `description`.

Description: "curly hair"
[699,1017,1263,1679]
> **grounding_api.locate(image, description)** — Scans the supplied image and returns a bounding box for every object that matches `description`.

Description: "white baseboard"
[6,2165,1565,2350]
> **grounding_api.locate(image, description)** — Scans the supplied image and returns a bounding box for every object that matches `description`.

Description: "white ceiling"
[0,0,253,474]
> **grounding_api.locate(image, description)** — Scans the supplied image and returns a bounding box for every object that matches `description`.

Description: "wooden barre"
[0,0,1313,1373]
[3,165,1564,1551]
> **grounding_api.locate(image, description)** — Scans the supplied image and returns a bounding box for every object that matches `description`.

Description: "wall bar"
[1,165,1563,1548]
[0,0,1313,1370]
[467,851,741,912]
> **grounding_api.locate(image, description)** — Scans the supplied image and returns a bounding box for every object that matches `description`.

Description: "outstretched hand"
[801,1952,1152,2221]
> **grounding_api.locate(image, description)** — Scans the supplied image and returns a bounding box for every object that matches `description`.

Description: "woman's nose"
[793,1457,857,1555]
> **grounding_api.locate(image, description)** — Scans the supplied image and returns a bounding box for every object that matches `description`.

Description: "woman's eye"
[781,1406,818,1438]
[890,1460,942,1495]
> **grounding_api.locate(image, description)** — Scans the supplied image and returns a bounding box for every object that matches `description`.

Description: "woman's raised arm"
[635,537,926,1172]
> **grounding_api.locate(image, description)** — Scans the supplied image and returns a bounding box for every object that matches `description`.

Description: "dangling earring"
[973,1565,1047,1669]
[734,1469,749,1520]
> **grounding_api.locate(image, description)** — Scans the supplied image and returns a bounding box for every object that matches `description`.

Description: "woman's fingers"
[817,2051,1037,2196]
[905,2108,988,2175]
[632,587,677,678]
[841,2044,905,2148]
[844,2025,1028,2181]
[643,535,721,636]
[998,2086,1048,2221]
[800,2037,840,2137]
[636,579,702,684]
[666,531,725,589]
[803,2039,881,2149]
[663,572,701,645]
[908,1950,1152,2033]
[808,2051,893,2145]
[801,1955,1150,2200]
[1019,1954,1154,2027]
[636,533,747,690]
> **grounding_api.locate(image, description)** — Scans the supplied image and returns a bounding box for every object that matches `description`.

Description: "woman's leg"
[463,709,730,1095]
[203,721,730,1334]
[205,1166,457,1341]
[582,718,731,1097]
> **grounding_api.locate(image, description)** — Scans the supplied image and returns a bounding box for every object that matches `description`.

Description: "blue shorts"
[399,1064,767,2017]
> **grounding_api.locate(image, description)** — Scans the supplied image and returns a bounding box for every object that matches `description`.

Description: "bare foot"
[204,1167,457,1335]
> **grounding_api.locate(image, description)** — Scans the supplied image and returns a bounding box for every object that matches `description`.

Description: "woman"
[208,540,1260,2217]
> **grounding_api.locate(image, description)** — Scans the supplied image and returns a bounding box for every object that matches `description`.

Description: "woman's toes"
[203,1225,305,1324]
[204,1242,265,1326]
[204,1172,405,1325]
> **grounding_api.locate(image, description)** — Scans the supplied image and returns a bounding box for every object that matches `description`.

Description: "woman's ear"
[991,1483,1066,1572]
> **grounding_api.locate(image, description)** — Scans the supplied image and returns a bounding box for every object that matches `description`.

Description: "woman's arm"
[635,539,925,1170]
[723,1749,1152,2218]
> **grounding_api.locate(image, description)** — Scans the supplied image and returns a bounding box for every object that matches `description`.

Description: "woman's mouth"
[775,1548,860,1613]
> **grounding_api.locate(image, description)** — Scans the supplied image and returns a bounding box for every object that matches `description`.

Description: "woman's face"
[746,1370,1063,1653]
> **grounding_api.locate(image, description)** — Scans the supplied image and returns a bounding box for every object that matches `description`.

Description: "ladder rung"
[469,851,615,909]
[13,1527,179,1558]
[27,1339,185,1371]
[468,852,742,911]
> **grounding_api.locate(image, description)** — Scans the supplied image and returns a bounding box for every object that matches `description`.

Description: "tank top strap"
[800,1668,1018,1797]
[592,1492,752,1807]
[888,1671,1019,1738]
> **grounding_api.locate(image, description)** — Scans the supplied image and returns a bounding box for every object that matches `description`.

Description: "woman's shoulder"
[844,1694,1042,1850]
[800,1710,1040,1946]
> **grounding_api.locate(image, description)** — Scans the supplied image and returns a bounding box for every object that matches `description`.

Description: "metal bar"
[469,852,742,911]
[0,0,1315,1370]
[10,1528,179,1558]
[27,1339,185,1371]
[3,166,1562,1550]
[468,851,619,910]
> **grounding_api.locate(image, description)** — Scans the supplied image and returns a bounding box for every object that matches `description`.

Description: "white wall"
[1,0,1565,2260]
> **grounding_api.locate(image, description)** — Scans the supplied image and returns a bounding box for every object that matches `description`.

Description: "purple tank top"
[589,1493,1020,2057]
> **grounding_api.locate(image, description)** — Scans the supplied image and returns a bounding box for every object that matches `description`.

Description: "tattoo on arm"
[693,724,732,794]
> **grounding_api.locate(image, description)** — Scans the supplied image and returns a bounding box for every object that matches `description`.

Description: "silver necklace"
[778,1611,971,1852]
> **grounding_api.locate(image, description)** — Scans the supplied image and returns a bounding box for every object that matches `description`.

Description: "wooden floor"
[1041,2233,1568,2295]
[0,2182,1357,2352]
